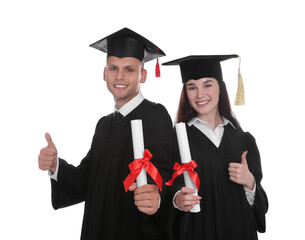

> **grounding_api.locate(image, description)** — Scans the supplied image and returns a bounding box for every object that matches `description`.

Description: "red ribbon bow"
[123,149,163,192]
[165,160,200,190]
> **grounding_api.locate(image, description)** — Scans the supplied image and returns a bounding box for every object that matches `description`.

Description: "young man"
[38,28,172,240]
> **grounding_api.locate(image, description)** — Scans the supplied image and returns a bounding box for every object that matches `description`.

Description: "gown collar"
[114,92,145,117]
[187,116,236,130]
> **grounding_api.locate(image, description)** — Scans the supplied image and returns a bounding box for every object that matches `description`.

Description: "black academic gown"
[168,124,268,240]
[51,99,172,240]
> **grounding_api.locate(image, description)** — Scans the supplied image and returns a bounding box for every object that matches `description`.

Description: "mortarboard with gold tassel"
[162,54,245,105]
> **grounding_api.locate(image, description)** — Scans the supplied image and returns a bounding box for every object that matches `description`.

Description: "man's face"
[104,56,147,109]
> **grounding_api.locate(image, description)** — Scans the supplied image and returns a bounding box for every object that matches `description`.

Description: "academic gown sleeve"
[51,157,88,209]
[51,118,104,210]
[245,132,269,233]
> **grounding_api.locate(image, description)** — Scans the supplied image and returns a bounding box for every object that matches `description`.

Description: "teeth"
[115,84,127,88]
[197,100,209,105]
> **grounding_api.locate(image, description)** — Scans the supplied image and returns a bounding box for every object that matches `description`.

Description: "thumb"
[45,132,55,148]
[128,182,137,192]
[241,151,248,165]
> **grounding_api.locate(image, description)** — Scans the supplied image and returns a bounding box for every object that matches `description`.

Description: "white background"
[1,0,304,239]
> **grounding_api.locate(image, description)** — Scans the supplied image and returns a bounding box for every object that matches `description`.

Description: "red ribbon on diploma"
[123,149,163,192]
[165,160,200,190]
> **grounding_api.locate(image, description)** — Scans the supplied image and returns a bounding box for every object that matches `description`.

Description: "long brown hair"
[176,80,240,128]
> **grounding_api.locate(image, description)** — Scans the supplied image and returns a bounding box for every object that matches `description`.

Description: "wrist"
[245,175,255,190]
[50,166,56,174]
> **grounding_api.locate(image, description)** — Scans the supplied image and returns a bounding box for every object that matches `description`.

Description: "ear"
[103,67,106,81]
[140,69,147,84]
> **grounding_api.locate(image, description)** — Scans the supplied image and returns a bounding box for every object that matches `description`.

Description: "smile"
[114,84,128,89]
[196,100,209,105]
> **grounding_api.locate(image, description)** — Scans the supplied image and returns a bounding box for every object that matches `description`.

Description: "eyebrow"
[186,82,195,87]
[202,79,213,84]
[108,64,135,68]
[186,79,213,86]
[124,65,135,68]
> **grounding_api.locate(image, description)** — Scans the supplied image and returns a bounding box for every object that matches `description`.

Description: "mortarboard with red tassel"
[90,27,165,78]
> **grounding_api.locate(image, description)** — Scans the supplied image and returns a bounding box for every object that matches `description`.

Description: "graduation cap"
[90,27,165,77]
[162,55,245,105]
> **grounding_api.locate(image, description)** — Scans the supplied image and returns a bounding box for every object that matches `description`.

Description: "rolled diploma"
[131,119,147,187]
[176,122,201,212]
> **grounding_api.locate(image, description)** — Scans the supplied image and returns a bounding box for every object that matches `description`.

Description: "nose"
[196,87,205,99]
[116,69,125,81]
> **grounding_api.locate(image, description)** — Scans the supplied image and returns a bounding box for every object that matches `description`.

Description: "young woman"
[163,55,268,240]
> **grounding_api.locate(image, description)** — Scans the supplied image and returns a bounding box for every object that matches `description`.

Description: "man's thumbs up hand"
[38,133,58,173]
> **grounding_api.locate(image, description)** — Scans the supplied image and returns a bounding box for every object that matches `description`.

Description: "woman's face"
[186,77,220,121]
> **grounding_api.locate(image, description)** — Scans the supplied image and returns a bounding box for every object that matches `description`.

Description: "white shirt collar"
[187,116,236,130]
[187,116,235,148]
[114,91,145,117]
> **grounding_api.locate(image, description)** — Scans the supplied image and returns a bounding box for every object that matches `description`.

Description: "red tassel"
[155,59,160,77]
[155,48,160,77]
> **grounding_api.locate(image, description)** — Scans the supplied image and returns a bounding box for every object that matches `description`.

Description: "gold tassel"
[234,55,245,105]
